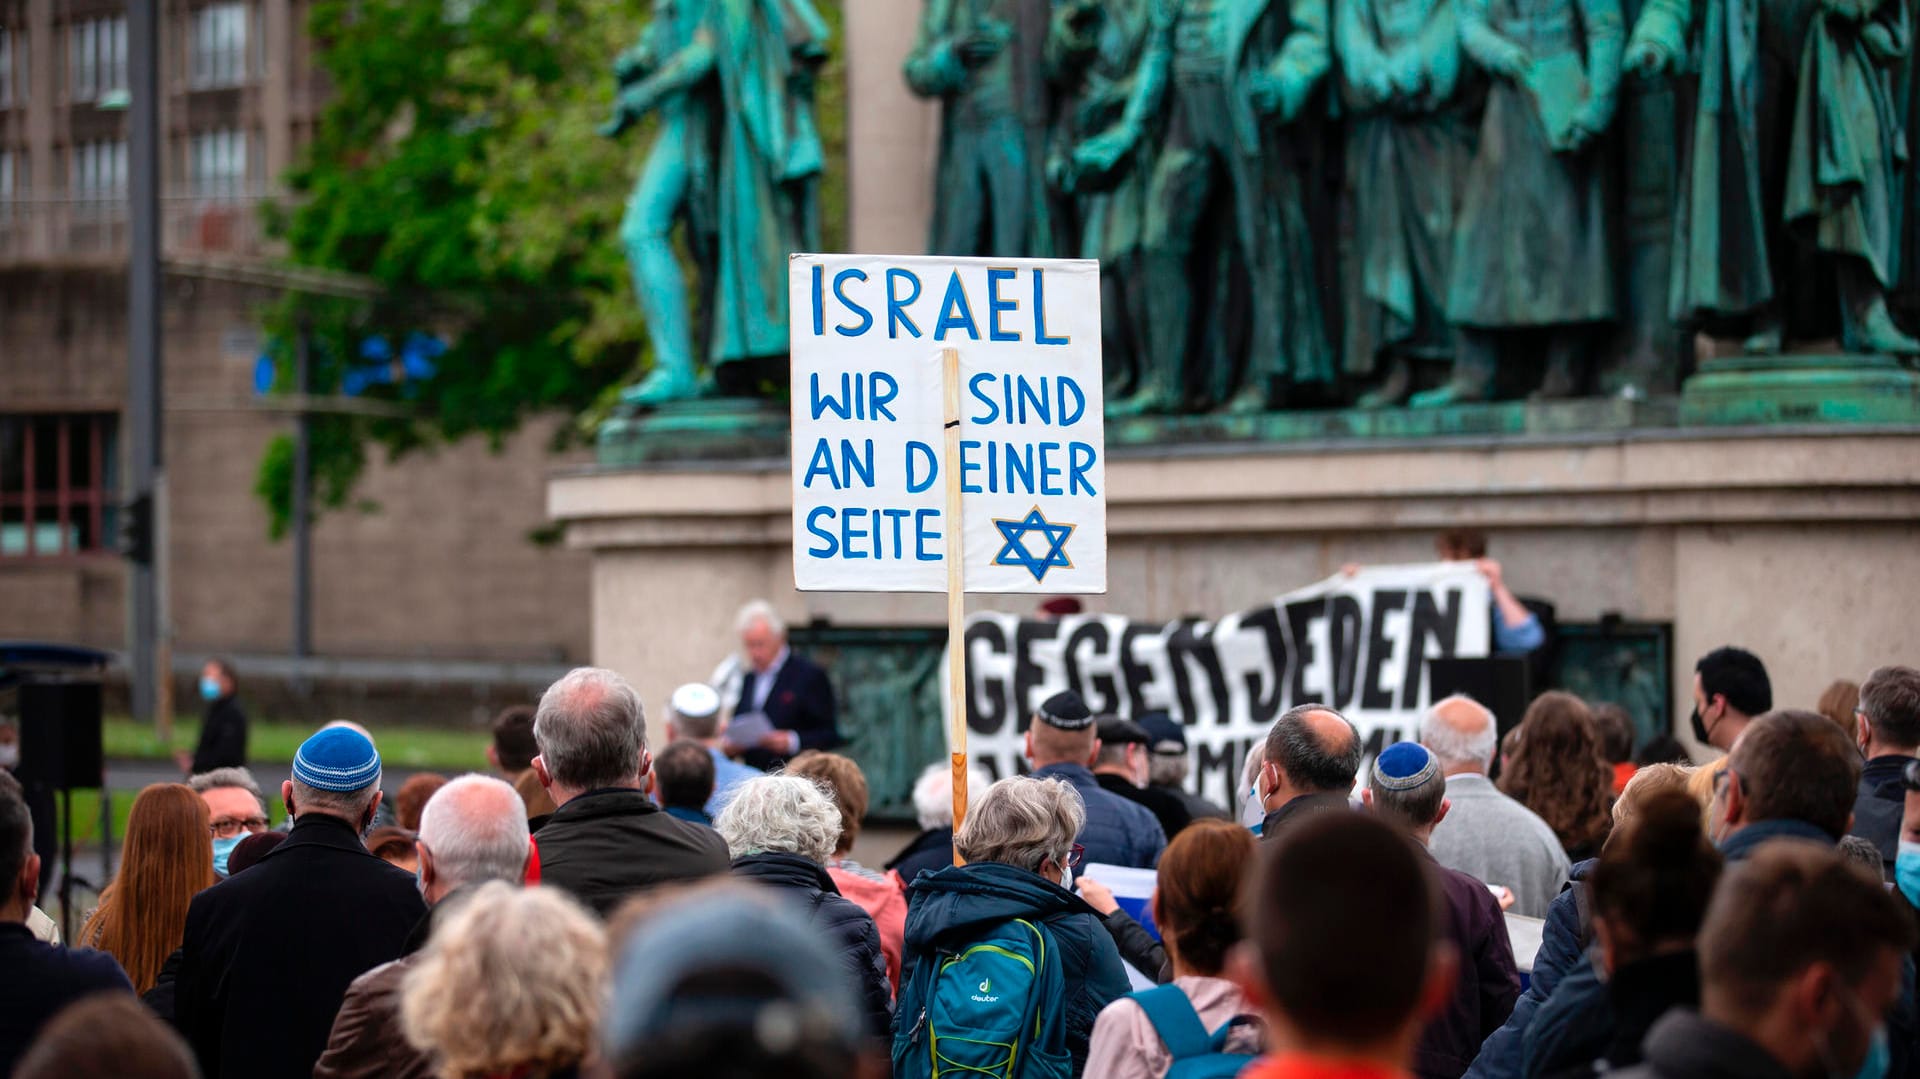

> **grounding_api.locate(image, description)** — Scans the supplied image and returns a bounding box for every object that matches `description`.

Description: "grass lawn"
[105,716,489,772]
[53,788,292,846]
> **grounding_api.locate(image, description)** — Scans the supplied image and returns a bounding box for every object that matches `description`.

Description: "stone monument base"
[596,396,787,466]
[550,427,1920,753]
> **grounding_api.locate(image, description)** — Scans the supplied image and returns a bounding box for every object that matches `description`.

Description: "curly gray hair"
[714,774,840,864]
[954,776,1084,874]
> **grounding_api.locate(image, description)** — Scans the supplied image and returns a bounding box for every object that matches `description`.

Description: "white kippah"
[671,682,721,719]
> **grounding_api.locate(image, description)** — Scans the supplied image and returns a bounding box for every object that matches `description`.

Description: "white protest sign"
[952,564,1493,806]
[788,254,1106,594]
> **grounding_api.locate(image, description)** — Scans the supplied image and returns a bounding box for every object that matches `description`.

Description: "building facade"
[0,1,589,719]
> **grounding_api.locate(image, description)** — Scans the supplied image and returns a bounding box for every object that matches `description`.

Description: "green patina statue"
[602,0,829,406]
[1046,0,1156,400]
[1070,0,1335,414]
[1418,0,1624,405]
[1333,0,1476,407]
[1625,0,1919,355]
[906,0,1063,256]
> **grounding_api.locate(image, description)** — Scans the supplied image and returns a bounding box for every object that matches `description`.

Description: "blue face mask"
[1896,840,1920,909]
[1854,1024,1890,1079]
[212,834,244,877]
[199,676,223,703]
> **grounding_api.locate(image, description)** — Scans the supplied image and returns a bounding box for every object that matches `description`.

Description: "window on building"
[190,3,249,89]
[0,28,15,108]
[66,16,127,103]
[0,151,14,202]
[191,128,248,198]
[71,139,127,214]
[0,414,120,558]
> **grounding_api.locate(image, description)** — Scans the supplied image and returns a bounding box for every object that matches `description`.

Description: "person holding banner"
[1026,692,1167,868]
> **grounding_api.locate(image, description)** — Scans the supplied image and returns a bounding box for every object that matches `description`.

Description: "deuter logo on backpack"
[893,918,1073,1079]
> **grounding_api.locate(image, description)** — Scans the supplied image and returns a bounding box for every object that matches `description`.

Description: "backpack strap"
[1131,984,1213,1060]
[1206,1015,1261,1052]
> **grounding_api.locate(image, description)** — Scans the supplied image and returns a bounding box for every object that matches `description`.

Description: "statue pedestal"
[1681,354,1920,426]
[595,397,787,467]
[551,427,1920,756]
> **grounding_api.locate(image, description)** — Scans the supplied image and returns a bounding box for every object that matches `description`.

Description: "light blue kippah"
[1372,741,1439,792]
[292,727,381,792]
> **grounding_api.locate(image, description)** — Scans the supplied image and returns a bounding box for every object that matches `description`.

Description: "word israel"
[955,564,1493,806]
[789,254,1107,595]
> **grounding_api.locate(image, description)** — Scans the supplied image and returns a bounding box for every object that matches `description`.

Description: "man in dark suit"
[174,726,426,1078]
[730,601,838,772]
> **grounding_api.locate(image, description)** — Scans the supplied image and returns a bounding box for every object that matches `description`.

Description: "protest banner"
[789,253,1108,839]
[952,564,1492,808]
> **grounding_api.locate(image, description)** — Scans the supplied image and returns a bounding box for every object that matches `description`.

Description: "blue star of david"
[992,507,1075,582]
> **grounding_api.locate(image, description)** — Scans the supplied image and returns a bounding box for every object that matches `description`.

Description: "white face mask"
[1059,863,1073,890]
[1241,771,1267,827]
[0,743,17,770]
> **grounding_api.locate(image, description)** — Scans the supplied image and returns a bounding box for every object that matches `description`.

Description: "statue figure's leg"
[1839,259,1920,356]
[1409,328,1497,407]
[1531,332,1588,400]
[985,113,1034,257]
[1120,137,1212,415]
[620,125,700,405]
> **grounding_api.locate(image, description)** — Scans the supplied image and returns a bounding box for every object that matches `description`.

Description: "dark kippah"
[1036,691,1093,731]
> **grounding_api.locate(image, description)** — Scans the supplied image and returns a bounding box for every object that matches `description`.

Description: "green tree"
[257,0,846,536]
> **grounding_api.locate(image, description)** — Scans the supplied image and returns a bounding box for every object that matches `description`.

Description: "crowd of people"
[4,606,1920,1079]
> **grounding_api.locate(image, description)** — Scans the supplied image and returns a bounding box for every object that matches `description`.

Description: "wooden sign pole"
[942,346,969,862]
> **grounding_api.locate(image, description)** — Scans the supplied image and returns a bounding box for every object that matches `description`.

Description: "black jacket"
[533,787,729,915]
[734,652,839,771]
[886,827,956,885]
[1095,772,1194,841]
[730,851,894,1039]
[0,922,133,1076]
[1607,1010,1794,1079]
[1852,754,1916,875]
[173,813,426,1079]
[191,696,249,773]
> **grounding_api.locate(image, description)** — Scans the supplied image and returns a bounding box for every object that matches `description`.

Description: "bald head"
[533,667,649,799]
[1421,694,1497,775]
[417,773,530,904]
[1263,704,1362,799]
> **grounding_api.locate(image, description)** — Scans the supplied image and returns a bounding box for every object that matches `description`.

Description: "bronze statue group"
[904,0,1920,412]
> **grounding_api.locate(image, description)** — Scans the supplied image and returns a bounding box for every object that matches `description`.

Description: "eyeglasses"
[210,815,270,839]
[1066,844,1085,870]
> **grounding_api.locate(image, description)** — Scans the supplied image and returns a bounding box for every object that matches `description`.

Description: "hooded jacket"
[896,861,1130,1077]
[730,851,894,1039]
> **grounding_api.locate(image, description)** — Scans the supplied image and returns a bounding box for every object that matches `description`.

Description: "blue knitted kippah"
[291,727,381,792]
[1372,741,1439,792]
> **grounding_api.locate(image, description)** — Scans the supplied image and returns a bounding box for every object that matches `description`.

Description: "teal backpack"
[1130,984,1260,1079]
[893,917,1073,1079]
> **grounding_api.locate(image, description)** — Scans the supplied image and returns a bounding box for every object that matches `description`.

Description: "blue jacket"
[1030,763,1166,869]
[897,861,1130,1076]
[1461,858,1595,1079]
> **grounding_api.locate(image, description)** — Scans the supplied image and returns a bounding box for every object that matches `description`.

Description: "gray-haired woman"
[716,774,893,1041]
[891,775,1130,1078]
